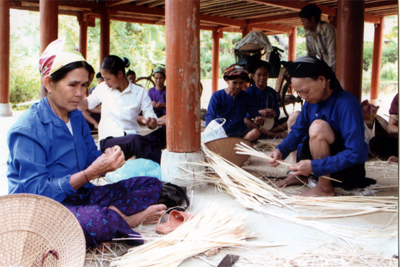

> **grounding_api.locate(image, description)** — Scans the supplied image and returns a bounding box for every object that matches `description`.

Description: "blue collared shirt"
[7,98,101,202]
[205,89,260,135]
[245,84,280,121]
[277,90,368,177]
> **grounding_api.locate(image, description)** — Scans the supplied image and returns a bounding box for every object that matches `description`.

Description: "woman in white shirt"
[79,55,166,163]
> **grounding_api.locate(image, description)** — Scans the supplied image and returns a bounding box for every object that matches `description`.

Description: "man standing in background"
[299,3,336,72]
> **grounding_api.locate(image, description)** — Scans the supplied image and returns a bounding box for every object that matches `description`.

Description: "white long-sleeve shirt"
[87,82,157,141]
[305,21,337,72]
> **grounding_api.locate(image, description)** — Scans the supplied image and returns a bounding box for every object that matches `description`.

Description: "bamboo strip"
[111,204,285,267]
[235,142,342,183]
[384,114,399,120]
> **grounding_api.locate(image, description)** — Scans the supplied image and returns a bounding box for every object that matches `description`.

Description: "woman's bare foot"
[109,204,167,228]
[96,242,111,253]
[388,156,398,163]
[299,184,335,197]
[275,174,307,187]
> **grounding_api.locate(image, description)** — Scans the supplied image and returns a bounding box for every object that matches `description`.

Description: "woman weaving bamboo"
[268,56,375,197]
[7,37,166,248]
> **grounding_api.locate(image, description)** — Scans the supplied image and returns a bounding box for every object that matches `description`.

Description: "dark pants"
[369,136,398,159]
[62,177,162,248]
[300,135,375,190]
[100,126,166,163]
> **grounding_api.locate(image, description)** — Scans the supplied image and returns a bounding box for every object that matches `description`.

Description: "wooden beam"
[107,0,133,7]
[243,0,336,16]
[199,25,218,32]
[364,13,381,24]
[251,22,292,33]
[111,3,164,16]
[111,16,158,24]
[248,12,298,25]
[136,0,158,5]
[148,0,165,8]
[365,0,398,9]
[200,13,246,27]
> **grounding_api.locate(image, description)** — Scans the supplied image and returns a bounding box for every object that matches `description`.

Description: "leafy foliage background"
[9,11,398,105]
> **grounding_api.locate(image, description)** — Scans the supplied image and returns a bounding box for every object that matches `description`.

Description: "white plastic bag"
[106,158,161,183]
[201,118,227,143]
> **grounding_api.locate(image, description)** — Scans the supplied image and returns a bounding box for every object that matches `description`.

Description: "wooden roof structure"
[10,0,398,35]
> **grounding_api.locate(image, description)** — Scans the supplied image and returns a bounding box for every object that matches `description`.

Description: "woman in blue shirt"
[268,56,375,197]
[244,60,288,138]
[7,37,166,248]
[205,65,263,142]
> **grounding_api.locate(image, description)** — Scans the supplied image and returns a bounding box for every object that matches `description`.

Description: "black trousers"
[100,126,166,164]
[300,135,375,190]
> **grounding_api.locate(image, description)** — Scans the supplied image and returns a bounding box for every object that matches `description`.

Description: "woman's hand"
[70,146,125,190]
[289,160,312,177]
[268,149,283,167]
[152,101,157,108]
[253,116,264,126]
[142,117,158,129]
[259,108,276,118]
[87,146,125,177]
[156,102,166,108]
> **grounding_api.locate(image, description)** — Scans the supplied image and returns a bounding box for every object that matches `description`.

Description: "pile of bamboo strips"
[111,203,284,267]
[239,242,398,266]
[183,144,398,242]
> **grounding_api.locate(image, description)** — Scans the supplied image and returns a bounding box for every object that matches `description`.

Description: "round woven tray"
[205,137,252,167]
[0,194,86,267]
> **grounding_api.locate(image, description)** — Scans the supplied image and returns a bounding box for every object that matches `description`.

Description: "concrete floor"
[1,111,398,266]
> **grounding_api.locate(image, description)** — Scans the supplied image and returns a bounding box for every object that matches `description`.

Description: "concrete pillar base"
[161,149,205,187]
[370,98,379,106]
[0,103,12,117]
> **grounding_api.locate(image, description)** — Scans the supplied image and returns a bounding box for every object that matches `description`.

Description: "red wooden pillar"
[165,0,201,152]
[0,0,12,116]
[39,0,58,98]
[78,13,88,59]
[370,17,385,104]
[336,0,364,101]
[288,27,297,61]
[212,29,222,93]
[100,4,110,66]
[40,0,58,53]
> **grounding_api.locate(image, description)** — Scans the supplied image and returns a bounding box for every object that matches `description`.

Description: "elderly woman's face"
[226,78,246,97]
[292,76,330,104]
[253,66,269,90]
[48,67,89,114]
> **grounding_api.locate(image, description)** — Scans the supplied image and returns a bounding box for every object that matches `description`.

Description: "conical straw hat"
[0,193,86,266]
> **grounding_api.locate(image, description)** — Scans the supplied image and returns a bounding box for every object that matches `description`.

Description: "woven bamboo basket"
[0,194,86,267]
[205,137,252,167]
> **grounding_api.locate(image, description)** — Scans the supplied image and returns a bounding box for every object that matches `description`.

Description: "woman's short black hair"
[126,69,136,76]
[299,4,321,23]
[101,55,130,76]
[283,56,342,91]
[249,60,271,75]
[50,61,93,83]
[95,72,102,79]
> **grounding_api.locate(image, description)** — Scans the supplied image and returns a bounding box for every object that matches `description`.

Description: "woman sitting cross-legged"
[205,64,263,142]
[79,55,166,164]
[244,60,288,138]
[7,37,166,248]
[268,56,375,197]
